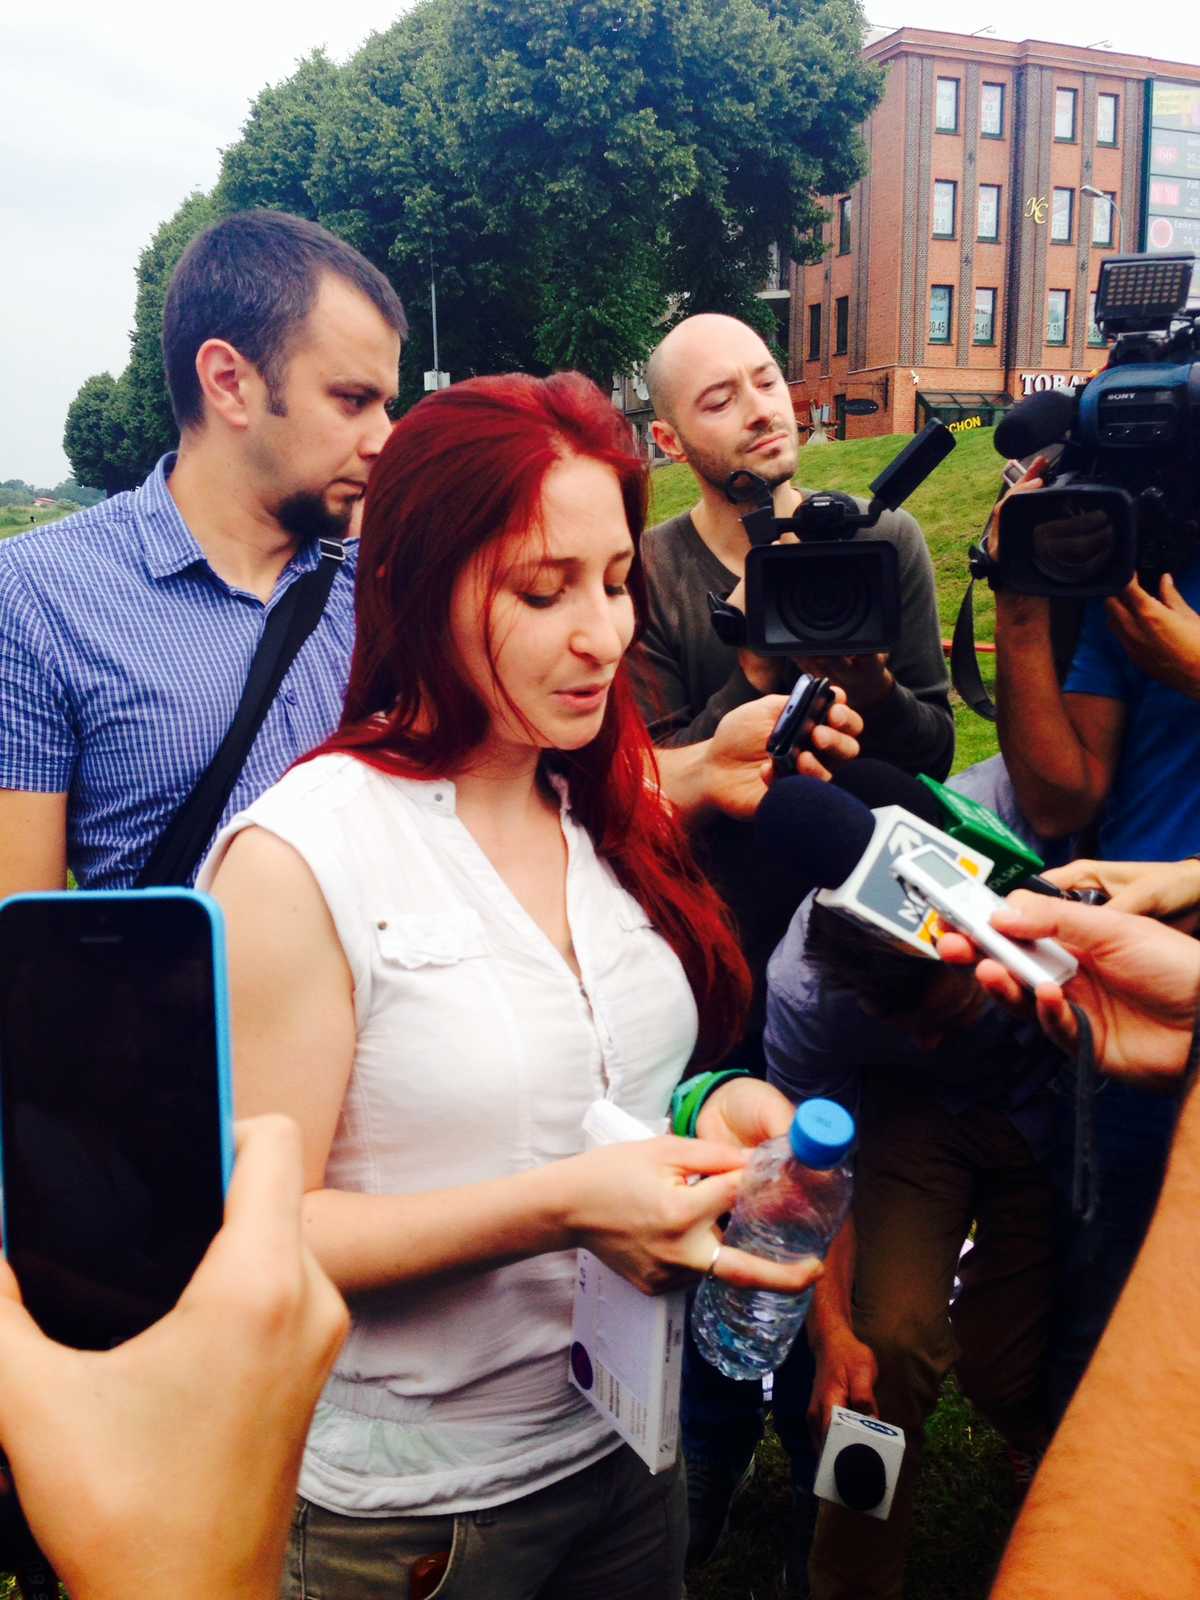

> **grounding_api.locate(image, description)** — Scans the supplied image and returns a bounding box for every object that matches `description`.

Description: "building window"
[974,287,997,344]
[981,81,1005,137]
[1091,191,1117,247]
[933,179,957,238]
[977,185,1001,241]
[1055,87,1077,141]
[763,242,785,292]
[930,285,953,344]
[1097,93,1119,147]
[936,77,959,133]
[834,296,849,355]
[1051,187,1074,243]
[808,303,821,362]
[1047,289,1070,345]
[838,196,852,256]
[1088,291,1106,346]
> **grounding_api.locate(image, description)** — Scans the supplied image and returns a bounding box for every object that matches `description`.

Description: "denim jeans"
[281,1444,686,1600]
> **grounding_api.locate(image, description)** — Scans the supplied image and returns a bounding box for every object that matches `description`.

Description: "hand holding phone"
[767,673,836,778]
[0,890,234,1350]
[0,1116,347,1600]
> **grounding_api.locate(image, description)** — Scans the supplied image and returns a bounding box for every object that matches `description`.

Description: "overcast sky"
[2,0,1196,487]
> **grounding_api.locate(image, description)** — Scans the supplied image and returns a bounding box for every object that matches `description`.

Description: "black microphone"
[755,776,875,898]
[833,1441,888,1512]
[833,758,944,827]
[993,388,1076,461]
[754,772,999,954]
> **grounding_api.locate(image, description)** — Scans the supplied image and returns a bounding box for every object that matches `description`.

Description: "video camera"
[976,251,1200,598]
[706,421,956,654]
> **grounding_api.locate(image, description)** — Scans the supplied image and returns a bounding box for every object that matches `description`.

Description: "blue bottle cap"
[789,1098,856,1168]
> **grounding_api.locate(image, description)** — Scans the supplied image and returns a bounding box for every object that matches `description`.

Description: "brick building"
[784,27,1200,441]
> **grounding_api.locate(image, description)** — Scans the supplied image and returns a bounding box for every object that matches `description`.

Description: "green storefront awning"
[916,391,1014,429]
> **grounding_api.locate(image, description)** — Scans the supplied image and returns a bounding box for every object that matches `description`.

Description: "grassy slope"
[647,427,1003,774]
[0,504,79,540]
[655,437,1014,1599]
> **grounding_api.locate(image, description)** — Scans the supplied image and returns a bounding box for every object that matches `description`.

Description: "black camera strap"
[136,538,344,888]
[950,577,997,723]
[1068,1001,1100,1225]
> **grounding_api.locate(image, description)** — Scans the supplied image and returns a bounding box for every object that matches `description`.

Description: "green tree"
[215,51,340,216]
[50,478,105,506]
[63,374,137,497]
[120,190,218,477]
[62,192,217,493]
[93,0,881,432]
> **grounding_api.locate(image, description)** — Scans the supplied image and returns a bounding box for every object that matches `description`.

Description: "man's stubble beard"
[679,433,798,498]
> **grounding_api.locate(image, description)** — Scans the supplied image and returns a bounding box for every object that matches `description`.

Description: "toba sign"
[1018,371,1091,396]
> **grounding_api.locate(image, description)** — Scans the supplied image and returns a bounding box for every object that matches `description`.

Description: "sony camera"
[708,421,956,654]
[980,251,1200,598]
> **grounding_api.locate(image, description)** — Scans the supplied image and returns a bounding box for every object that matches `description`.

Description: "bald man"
[637,314,953,1583]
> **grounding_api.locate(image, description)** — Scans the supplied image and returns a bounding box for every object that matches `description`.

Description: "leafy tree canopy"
[65,0,879,471]
[63,193,217,494]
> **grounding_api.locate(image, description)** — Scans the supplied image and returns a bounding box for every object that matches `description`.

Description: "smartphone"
[0,890,234,1350]
[768,673,836,777]
[891,847,1078,990]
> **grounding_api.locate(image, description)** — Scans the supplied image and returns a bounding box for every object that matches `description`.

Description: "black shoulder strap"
[136,539,345,888]
[950,578,997,723]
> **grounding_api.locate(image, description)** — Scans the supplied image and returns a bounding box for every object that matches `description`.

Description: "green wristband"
[669,1069,751,1138]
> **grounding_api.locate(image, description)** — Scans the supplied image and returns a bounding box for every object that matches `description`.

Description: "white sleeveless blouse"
[200,754,698,1516]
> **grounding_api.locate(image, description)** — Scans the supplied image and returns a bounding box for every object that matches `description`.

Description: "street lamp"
[1082,185,1123,251]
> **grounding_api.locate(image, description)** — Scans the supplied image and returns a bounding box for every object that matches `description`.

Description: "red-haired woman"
[202,372,817,1600]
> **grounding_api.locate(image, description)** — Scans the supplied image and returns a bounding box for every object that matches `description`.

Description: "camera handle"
[726,419,957,549]
[712,420,958,651]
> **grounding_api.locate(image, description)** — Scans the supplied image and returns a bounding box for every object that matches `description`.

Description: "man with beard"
[637,314,952,1578]
[0,210,406,892]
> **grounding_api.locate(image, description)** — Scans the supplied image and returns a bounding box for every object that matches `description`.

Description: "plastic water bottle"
[691,1097,856,1380]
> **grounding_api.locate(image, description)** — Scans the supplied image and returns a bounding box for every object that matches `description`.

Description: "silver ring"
[705,1241,723,1278]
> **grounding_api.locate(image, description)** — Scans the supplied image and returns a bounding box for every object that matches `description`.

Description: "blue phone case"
[0,887,236,1257]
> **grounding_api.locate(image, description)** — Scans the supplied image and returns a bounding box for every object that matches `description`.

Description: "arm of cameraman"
[991,465,1125,836]
[991,1082,1200,1598]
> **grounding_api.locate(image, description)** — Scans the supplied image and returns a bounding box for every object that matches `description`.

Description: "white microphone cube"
[814,1406,906,1521]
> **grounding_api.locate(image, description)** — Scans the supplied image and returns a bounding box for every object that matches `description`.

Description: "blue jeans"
[681,1300,819,1491]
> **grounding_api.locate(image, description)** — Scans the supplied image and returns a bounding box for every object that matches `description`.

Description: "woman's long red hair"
[308,371,749,1064]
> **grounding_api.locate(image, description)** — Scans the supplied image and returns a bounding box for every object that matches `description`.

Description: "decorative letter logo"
[1024,195,1048,225]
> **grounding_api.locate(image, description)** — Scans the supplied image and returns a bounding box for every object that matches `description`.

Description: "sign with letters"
[1018,371,1091,396]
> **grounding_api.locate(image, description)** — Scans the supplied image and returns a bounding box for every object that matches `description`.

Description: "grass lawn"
[0,505,78,540]
[652,434,1015,1600]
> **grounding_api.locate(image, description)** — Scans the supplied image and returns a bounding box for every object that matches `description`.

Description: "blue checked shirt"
[0,455,358,887]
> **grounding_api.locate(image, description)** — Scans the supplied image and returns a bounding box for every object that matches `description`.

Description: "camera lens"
[777,561,874,644]
[1031,502,1117,586]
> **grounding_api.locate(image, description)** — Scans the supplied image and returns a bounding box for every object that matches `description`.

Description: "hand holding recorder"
[937,891,1200,1085]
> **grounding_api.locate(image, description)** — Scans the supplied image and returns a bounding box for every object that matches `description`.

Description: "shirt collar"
[134,453,327,584]
[134,454,210,581]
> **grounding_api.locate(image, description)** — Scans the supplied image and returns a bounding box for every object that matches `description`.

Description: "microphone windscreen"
[994,389,1076,462]
[833,759,944,828]
[754,775,875,899]
[833,1441,887,1512]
